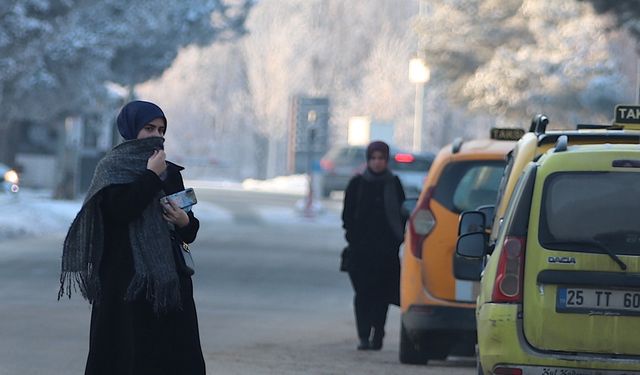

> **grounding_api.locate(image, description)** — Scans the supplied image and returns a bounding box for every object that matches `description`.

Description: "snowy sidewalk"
[0,190,81,240]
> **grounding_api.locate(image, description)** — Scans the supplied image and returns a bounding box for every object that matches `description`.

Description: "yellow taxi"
[400,129,519,364]
[456,105,640,374]
[490,113,640,244]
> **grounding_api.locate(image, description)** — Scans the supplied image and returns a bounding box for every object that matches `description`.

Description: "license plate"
[519,365,640,375]
[557,287,640,316]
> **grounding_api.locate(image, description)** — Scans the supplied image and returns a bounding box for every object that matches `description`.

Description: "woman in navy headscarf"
[60,100,206,374]
[342,141,406,351]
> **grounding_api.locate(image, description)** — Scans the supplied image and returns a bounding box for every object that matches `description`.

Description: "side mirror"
[456,232,488,258]
[401,198,417,219]
[476,205,495,229]
[458,211,485,236]
[454,232,489,281]
[453,253,483,281]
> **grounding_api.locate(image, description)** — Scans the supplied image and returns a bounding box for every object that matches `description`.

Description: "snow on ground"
[256,203,336,227]
[240,174,308,195]
[185,174,308,196]
[0,189,81,239]
[0,175,336,240]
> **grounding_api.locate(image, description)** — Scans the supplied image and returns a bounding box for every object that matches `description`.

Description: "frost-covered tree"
[241,0,418,176]
[137,43,256,179]
[136,0,639,179]
[0,0,250,163]
[416,0,634,127]
[308,0,417,147]
[342,31,415,147]
[139,0,421,179]
[581,0,640,42]
[242,0,316,178]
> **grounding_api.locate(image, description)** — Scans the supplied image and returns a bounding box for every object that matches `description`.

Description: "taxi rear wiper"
[588,240,627,271]
[545,240,627,271]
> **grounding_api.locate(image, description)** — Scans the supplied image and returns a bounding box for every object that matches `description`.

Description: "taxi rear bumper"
[403,304,476,332]
[403,305,477,357]
[477,303,640,374]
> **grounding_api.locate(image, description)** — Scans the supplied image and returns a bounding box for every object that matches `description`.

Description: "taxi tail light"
[491,236,525,303]
[493,367,523,375]
[408,186,436,259]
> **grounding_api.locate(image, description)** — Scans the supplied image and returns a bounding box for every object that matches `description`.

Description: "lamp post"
[409,57,430,153]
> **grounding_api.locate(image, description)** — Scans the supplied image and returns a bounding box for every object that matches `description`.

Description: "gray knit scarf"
[361,168,404,243]
[58,136,181,313]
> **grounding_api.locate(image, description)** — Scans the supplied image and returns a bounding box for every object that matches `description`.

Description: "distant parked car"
[319,145,367,197]
[319,145,433,198]
[0,163,19,193]
[389,152,434,198]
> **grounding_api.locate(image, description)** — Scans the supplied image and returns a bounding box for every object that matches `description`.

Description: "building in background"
[347,116,395,147]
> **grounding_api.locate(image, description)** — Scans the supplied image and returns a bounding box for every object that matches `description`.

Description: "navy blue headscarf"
[116,100,167,140]
[366,141,390,161]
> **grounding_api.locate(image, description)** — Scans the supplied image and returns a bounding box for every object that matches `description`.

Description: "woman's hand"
[162,199,190,228]
[147,149,167,176]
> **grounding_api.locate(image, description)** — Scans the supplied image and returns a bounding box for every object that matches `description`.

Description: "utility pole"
[409,0,430,153]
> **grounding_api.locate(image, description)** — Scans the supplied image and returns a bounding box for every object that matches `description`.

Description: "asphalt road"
[0,188,474,374]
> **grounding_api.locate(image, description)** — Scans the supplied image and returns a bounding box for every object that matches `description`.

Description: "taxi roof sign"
[490,127,525,141]
[614,105,640,129]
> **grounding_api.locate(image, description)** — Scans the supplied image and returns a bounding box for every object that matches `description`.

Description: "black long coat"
[342,173,406,306]
[84,162,205,375]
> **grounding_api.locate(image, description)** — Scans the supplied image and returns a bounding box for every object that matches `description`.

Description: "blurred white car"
[0,163,19,193]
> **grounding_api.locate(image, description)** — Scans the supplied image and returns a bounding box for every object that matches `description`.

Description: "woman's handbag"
[179,242,195,276]
[171,232,195,276]
[340,246,351,272]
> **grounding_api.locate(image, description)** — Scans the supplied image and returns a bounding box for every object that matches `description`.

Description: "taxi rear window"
[433,161,506,213]
[539,172,640,255]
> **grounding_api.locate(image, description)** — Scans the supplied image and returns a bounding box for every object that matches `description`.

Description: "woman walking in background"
[342,141,406,351]
[59,100,205,375]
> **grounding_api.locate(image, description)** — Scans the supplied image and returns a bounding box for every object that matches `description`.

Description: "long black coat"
[342,173,406,306]
[84,162,205,375]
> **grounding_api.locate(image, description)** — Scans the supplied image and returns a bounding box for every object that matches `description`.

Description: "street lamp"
[409,57,430,153]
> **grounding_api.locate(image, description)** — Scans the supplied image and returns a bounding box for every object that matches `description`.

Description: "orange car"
[400,130,518,364]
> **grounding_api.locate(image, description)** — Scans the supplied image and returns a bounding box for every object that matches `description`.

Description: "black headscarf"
[366,141,390,161]
[116,100,167,140]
